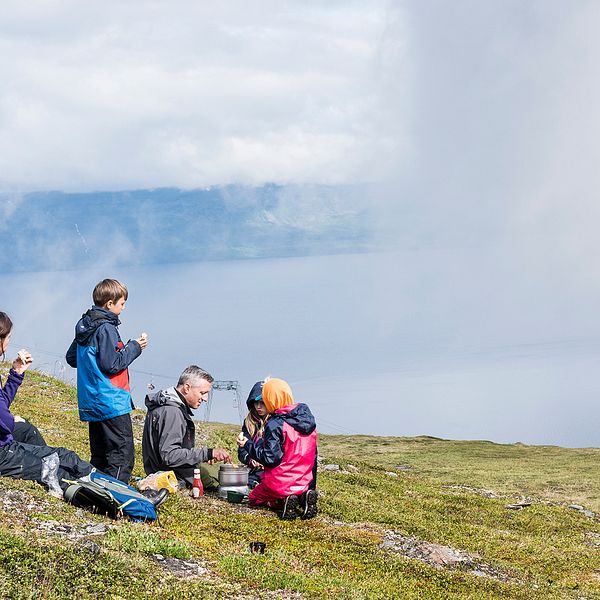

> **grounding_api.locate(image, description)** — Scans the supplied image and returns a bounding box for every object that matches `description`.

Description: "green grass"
[2,366,600,599]
[318,434,600,513]
[103,526,192,558]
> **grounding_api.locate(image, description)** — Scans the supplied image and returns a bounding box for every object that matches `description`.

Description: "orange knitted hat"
[261,378,295,413]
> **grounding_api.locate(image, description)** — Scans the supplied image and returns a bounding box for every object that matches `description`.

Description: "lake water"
[3,250,600,447]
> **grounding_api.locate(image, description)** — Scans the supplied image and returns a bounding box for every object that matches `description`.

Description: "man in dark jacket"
[142,365,231,487]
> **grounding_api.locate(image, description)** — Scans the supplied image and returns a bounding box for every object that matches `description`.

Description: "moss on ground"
[2,367,600,599]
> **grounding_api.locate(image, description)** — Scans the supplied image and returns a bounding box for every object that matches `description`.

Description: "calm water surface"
[3,251,600,447]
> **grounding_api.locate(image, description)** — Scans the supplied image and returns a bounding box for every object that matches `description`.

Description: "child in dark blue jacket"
[237,380,269,489]
[66,279,148,483]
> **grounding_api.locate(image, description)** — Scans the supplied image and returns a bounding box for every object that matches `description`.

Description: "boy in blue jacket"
[66,279,148,482]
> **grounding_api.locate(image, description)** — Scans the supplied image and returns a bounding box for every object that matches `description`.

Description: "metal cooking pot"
[218,464,249,487]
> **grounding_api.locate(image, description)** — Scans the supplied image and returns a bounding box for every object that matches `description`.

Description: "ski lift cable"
[9,340,243,418]
[9,342,365,434]
[5,341,352,431]
[315,417,362,436]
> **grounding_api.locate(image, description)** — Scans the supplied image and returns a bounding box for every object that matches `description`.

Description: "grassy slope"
[318,435,600,513]
[1,367,599,599]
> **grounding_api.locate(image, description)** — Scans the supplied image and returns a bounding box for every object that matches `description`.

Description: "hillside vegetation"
[1,367,599,599]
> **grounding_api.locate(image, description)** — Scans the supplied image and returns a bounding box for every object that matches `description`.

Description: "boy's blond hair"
[93,279,129,307]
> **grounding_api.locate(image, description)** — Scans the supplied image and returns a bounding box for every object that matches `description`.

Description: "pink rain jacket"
[245,379,317,501]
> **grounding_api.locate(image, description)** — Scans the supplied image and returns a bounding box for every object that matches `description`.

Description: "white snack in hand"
[141,332,148,340]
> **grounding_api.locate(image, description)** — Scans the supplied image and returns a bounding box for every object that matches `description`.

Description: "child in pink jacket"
[237,378,317,520]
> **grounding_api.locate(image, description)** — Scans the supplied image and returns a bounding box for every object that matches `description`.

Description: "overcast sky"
[1,2,598,228]
[0,1,405,191]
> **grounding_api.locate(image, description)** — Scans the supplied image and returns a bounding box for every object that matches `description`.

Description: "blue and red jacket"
[0,369,24,447]
[66,306,141,422]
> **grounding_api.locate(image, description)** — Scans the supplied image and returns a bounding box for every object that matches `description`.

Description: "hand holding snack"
[136,332,149,350]
[236,432,248,448]
[12,349,33,374]
[212,448,231,463]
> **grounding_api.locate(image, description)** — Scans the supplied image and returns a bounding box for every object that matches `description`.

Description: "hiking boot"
[142,488,170,509]
[299,489,318,520]
[279,495,300,520]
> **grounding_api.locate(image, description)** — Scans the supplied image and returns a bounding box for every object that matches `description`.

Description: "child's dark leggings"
[88,413,135,483]
[0,441,93,491]
[13,420,47,446]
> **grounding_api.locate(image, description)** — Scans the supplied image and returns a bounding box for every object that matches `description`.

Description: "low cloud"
[0,1,404,191]
[374,2,600,301]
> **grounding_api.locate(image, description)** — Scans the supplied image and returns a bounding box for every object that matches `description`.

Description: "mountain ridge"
[0,184,374,273]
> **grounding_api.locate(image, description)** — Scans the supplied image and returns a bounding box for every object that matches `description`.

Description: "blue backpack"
[64,470,158,522]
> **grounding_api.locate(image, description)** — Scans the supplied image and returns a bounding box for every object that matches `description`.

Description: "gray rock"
[505,502,531,510]
[81,539,101,554]
[150,555,208,578]
[471,570,489,578]
[568,504,596,519]
[425,544,472,568]
[86,524,107,535]
[384,471,398,478]
[379,530,510,582]
[323,464,340,472]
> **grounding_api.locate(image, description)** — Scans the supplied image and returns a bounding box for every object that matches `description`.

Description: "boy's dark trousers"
[88,414,135,483]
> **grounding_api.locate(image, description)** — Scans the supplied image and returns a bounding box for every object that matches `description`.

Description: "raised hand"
[136,332,149,350]
[12,349,33,374]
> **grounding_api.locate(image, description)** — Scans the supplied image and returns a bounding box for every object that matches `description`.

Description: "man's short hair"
[93,279,129,306]
[177,365,214,387]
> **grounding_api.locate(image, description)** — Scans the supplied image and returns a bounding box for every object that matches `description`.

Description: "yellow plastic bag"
[137,470,178,494]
